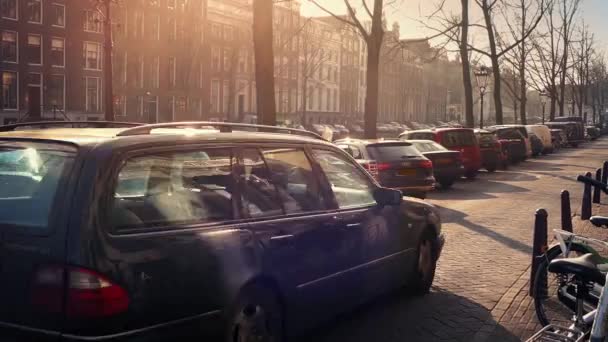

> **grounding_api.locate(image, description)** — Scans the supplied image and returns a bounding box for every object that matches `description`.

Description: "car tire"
[465,171,477,179]
[486,165,497,173]
[410,230,438,295]
[226,283,284,342]
[439,180,454,189]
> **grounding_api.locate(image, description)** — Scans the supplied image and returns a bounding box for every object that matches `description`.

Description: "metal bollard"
[561,190,573,232]
[530,209,548,297]
[603,161,608,186]
[594,168,603,204]
[582,171,593,220]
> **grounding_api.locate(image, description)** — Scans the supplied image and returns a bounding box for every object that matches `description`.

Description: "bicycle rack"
[526,325,587,342]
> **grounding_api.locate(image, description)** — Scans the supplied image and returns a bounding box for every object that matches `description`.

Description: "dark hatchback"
[407,140,464,189]
[335,139,436,198]
[0,122,444,342]
[486,127,527,163]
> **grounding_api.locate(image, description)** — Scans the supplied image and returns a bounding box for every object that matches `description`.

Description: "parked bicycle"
[529,176,608,341]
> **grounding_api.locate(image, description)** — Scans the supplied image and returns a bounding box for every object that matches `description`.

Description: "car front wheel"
[226,284,284,342]
[410,231,438,295]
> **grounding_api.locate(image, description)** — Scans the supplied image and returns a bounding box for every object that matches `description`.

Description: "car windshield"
[478,134,496,144]
[442,131,476,147]
[496,129,523,140]
[0,141,75,231]
[411,141,447,153]
[366,143,422,161]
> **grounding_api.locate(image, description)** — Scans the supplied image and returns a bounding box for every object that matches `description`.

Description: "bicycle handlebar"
[577,175,608,194]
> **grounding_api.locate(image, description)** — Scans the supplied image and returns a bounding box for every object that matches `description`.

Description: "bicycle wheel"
[533,243,595,327]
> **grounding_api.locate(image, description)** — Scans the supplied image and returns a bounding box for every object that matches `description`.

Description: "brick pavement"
[299,138,608,342]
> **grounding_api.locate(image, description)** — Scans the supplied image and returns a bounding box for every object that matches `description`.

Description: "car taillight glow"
[376,162,392,172]
[420,160,433,169]
[31,265,129,318]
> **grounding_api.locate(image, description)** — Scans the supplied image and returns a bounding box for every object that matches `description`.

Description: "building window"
[168,56,176,88]
[210,79,220,113]
[114,95,126,117]
[1,30,17,62]
[168,17,176,41]
[149,14,160,40]
[211,23,221,38]
[136,55,144,88]
[0,0,17,20]
[134,11,144,38]
[223,48,231,72]
[84,77,101,112]
[27,34,42,65]
[83,41,101,70]
[84,10,102,33]
[50,38,65,67]
[27,0,42,23]
[223,80,229,114]
[212,46,220,72]
[2,71,18,110]
[176,96,186,116]
[224,26,233,41]
[150,56,159,88]
[167,0,176,9]
[168,96,175,119]
[148,0,160,7]
[238,50,247,73]
[51,3,65,27]
[48,74,65,110]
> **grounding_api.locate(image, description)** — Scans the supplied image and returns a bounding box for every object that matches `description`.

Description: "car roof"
[0,127,333,148]
[335,138,408,146]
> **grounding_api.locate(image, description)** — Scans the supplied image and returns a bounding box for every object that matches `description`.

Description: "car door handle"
[269,234,294,247]
[345,223,362,228]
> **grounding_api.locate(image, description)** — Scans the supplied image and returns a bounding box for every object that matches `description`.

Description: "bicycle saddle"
[590,216,608,228]
[548,253,606,286]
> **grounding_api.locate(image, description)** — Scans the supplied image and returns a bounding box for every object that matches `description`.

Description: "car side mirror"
[374,187,403,206]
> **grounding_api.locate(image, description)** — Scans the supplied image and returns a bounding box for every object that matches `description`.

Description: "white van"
[526,125,553,154]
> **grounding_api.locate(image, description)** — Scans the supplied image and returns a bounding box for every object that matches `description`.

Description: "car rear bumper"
[434,166,464,180]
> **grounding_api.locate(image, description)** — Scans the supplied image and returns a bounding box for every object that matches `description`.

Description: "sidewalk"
[478,197,608,341]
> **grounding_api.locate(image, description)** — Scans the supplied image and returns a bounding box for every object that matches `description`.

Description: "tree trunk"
[301,76,308,125]
[252,0,276,126]
[364,38,381,139]
[460,0,474,128]
[481,0,503,125]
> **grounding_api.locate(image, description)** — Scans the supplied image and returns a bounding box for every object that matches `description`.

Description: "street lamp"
[474,66,491,129]
[539,91,547,124]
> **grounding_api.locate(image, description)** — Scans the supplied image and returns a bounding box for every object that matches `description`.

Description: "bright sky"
[301,0,607,50]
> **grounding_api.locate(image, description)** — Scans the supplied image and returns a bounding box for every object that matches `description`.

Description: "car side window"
[238,149,283,218]
[111,148,236,230]
[311,149,377,209]
[261,147,328,213]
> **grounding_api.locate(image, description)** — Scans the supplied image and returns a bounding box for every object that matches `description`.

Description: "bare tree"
[253,0,277,125]
[567,23,593,120]
[589,54,607,125]
[309,0,386,138]
[499,0,547,124]
[469,0,547,125]
[555,0,580,116]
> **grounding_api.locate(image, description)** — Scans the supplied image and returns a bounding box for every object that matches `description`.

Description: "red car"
[475,130,508,172]
[400,128,482,178]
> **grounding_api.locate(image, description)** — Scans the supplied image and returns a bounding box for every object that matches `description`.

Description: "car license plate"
[398,169,416,176]
[436,158,452,165]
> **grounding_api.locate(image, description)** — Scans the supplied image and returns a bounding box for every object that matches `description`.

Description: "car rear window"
[411,141,447,153]
[514,127,528,138]
[406,132,435,140]
[366,143,422,161]
[442,131,476,147]
[0,141,75,231]
[496,129,522,140]
[478,134,496,145]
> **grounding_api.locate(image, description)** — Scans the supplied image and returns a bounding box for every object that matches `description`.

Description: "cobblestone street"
[299,138,608,342]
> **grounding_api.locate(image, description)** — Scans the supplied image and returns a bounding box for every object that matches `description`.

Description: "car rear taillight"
[361,161,379,179]
[376,162,391,172]
[419,160,433,169]
[31,265,129,318]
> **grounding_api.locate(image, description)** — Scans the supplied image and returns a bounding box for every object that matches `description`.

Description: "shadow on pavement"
[296,287,520,342]
[484,171,540,182]
[436,205,531,255]
[432,179,530,200]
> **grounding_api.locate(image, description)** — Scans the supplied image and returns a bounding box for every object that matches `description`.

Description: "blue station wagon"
[0,121,444,341]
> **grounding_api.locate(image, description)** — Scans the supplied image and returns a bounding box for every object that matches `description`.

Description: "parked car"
[486,127,527,163]
[399,128,481,179]
[545,122,581,147]
[528,132,544,157]
[475,129,508,172]
[407,139,464,188]
[335,139,436,198]
[586,126,600,140]
[0,121,444,342]
[332,124,350,139]
[553,116,586,146]
[550,128,568,150]
[526,125,553,154]
[490,125,532,158]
